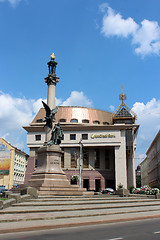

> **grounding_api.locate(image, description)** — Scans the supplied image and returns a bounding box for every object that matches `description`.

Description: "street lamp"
[79,138,83,188]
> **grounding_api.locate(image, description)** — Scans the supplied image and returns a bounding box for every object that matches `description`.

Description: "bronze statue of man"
[47,123,63,145]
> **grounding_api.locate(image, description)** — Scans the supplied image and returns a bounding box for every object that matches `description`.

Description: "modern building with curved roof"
[23,54,139,191]
[24,96,139,191]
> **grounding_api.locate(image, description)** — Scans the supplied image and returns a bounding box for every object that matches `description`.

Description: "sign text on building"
[91,134,115,139]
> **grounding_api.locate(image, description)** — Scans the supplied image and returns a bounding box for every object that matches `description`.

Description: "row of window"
[70,134,88,140]
[71,179,115,191]
[61,148,112,169]
[35,134,88,141]
[37,118,110,125]
[13,173,25,181]
[14,163,25,169]
[15,158,25,164]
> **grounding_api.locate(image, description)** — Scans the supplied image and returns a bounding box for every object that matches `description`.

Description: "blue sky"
[1,0,160,166]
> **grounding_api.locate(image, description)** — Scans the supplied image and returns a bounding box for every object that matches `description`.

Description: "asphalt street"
[1,218,160,240]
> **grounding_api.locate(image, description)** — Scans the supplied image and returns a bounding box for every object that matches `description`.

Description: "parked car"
[101,188,115,194]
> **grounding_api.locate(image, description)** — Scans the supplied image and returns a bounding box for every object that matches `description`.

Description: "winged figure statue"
[42,101,59,129]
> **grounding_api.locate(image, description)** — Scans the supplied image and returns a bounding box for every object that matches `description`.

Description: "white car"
[101,188,115,194]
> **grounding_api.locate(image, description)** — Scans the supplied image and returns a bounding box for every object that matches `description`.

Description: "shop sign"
[91,134,115,139]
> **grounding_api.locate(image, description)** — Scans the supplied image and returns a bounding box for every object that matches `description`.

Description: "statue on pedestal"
[47,53,57,76]
[47,123,63,145]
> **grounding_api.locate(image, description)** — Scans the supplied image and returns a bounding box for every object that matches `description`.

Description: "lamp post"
[79,138,83,188]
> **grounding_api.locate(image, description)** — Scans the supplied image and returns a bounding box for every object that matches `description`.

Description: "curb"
[0,214,160,234]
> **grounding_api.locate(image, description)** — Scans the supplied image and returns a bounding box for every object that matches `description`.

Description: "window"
[59,119,66,123]
[82,134,88,140]
[105,150,110,169]
[83,148,89,168]
[82,119,89,123]
[35,135,41,141]
[70,134,76,140]
[93,120,100,124]
[94,149,100,168]
[70,119,78,123]
[70,148,78,168]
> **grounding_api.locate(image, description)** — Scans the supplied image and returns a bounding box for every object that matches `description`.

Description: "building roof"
[31,106,113,125]
[146,130,160,155]
[0,138,29,157]
[23,105,139,133]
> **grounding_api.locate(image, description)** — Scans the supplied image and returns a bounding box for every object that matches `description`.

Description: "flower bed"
[132,185,159,195]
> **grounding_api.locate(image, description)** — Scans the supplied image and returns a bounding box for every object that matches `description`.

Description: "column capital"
[44,75,60,86]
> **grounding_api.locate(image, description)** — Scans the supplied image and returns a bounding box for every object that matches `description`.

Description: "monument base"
[28,145,91,196]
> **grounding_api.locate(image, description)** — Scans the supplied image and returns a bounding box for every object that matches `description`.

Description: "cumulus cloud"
[100,4,160,57]
[0,92,47,152]
[109,105,115,112]
[0,0,22,7]
[101,5,138,38]
[61,91,93,107]
[132,98,160,164]
[0,91,93,151]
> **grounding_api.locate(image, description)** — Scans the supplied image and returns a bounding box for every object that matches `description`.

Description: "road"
[1,218,160,240]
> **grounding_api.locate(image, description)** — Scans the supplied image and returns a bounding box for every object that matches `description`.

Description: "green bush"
[128,185,134,193]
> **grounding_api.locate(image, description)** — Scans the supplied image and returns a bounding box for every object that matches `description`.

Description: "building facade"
[140,157,149,186]
[145,130,160,186]
[0,138,29,189]
[24,94,139,191]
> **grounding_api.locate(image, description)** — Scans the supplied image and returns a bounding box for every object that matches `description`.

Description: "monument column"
[28,53,68,189]
[45,53,59,110]
[28,53,88,196]
[44,53,59,142]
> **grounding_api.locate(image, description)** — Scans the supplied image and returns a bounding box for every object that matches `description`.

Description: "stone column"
[45,75,59,110]
[115,141,127,189]
[44,75,59,142]
[127,155,136,188]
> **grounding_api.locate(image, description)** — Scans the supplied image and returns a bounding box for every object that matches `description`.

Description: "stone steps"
[37,186,93,196]
[11,198,160,207]
[0,205,160,223]
[2,201,160,213]
[1,195,160,233]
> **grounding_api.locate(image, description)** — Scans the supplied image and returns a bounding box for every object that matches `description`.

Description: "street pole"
[79,138,83,188]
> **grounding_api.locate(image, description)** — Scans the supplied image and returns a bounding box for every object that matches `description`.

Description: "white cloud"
[100,4,160,57]
[0,0,22,7]
[101,6,138,38]
[133,20,160,56]
[132,98,160,165]
[0,92,45,152]
[61,91,93,107]
[109,105,115,112]
[32,98,46,114]
[0,91,93,152]
[0,92,34,130]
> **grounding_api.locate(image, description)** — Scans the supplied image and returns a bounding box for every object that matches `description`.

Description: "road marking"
[154,231,160,234]
[107,238,124,240]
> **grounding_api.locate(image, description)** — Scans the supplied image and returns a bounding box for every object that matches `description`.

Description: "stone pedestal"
[29,145,69,188]
[28,145,90,196]
[116,188,129,197]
